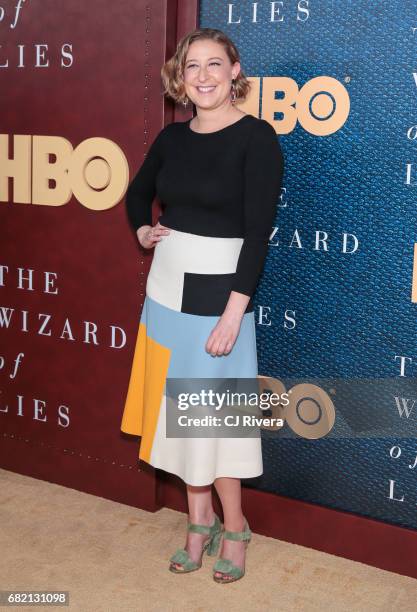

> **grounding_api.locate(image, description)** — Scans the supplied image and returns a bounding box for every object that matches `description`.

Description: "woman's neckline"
[187,113,252,135]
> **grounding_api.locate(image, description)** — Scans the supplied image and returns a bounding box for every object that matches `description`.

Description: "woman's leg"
[213,477,247,579]
[170,484,216,570]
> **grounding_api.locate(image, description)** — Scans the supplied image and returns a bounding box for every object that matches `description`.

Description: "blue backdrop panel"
[200,2,417,530]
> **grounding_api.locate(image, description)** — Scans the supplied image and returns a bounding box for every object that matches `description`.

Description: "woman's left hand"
[205,311,243,357]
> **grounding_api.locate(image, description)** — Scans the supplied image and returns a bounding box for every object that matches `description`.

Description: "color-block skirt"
[120,227,263,486]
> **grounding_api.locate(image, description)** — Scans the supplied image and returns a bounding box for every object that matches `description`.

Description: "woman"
[120,27,284,583]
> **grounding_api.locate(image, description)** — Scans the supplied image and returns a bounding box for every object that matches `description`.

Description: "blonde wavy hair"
[161,27,251,105]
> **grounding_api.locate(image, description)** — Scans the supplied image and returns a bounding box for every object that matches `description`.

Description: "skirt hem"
[139,457,263,487]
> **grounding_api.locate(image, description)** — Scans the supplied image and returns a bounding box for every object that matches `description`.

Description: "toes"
[171,562,183,570]
[215,571,231,580]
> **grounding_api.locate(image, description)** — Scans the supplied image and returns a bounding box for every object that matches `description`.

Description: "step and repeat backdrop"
[199,2,417,531]
[1,0,416,533]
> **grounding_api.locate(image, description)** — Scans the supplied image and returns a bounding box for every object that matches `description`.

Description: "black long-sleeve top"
[125,114,284,298]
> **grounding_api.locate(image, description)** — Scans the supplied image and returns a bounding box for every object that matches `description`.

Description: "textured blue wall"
[200,2,417,530]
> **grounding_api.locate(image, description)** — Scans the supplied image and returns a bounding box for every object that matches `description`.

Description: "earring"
[182,96,188,107]
[230,78,236,104]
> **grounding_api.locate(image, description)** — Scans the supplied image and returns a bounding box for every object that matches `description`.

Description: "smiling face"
[183,39,240,111]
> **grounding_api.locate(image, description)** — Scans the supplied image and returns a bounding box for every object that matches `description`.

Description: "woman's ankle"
[188,509,216,525]
[224,512,245,529]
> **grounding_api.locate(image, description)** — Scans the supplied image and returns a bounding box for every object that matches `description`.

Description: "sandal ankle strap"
[187,513,221,535]
[223,519,251,541]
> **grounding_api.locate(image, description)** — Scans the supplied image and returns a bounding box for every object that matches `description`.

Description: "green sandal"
[212,518,252,583]
[169,513,223,573]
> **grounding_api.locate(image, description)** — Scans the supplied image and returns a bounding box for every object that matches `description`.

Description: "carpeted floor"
[0,468,416,612]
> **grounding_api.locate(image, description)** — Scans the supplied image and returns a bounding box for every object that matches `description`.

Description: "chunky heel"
[206,527,223,556]
[169,512,223,573]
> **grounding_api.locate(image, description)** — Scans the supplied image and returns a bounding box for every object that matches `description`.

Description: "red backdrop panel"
[0,0,197,509]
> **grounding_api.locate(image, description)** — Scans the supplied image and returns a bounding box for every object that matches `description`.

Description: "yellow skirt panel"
[120,321,171,463]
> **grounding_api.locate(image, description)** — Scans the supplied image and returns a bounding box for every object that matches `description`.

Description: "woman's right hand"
[137,222,171,249]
